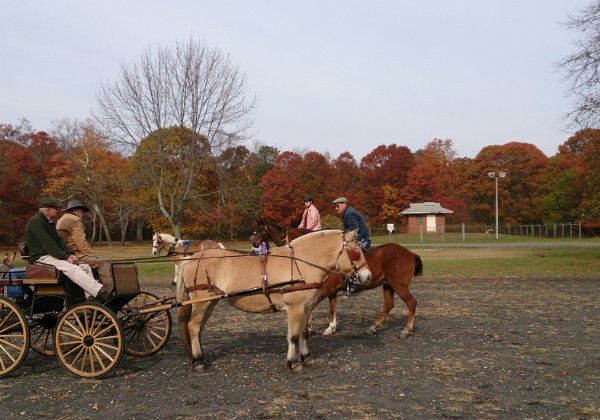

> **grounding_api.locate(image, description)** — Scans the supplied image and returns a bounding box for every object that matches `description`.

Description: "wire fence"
[370,222,592,243]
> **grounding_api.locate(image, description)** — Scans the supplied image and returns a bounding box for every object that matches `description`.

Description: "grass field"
[3,236,599,280]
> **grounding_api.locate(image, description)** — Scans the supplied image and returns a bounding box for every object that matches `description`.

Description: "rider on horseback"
[332,197,371,295]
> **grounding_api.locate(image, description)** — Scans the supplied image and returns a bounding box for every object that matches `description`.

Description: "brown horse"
[178,229,372,372]
[250,219,423,337]
[151,233,224,285]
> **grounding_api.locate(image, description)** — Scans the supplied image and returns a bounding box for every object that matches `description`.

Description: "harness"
[184,232,366,311]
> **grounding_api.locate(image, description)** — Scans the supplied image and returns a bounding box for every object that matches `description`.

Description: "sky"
[0,0,591,159]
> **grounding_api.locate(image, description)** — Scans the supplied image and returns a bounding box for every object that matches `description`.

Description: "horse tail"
[414,254,424,277]
[176,267,193,359]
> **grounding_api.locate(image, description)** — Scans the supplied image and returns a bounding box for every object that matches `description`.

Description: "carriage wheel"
[118,291,172,357]
[54,303,124,378]
[29,311,61,355]
[0,297,30,378]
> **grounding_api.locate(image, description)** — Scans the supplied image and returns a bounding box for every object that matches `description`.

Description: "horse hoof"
[400,329,414,339]
[287,361,303,372]
[322,328,334,337]
[366,326,377,335]
[169,281,176,286]
[302,355,315,366]
[192,363,206,373]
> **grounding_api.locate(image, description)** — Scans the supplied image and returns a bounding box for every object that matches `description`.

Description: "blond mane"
[288,229,342,247]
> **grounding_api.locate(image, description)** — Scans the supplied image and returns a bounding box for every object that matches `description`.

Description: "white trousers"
[37,255,103,298]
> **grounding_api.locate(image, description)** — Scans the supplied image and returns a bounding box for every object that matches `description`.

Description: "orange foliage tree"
[0,126,62,242]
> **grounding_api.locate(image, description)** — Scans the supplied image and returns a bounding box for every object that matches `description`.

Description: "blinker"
[348,248,361,262]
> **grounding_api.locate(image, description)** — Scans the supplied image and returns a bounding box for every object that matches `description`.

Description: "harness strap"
[260,253,278,312]
[280,282,322,293]
[186,283,210,293]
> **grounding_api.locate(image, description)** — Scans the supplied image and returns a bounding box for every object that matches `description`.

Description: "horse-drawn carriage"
[1,227,375,377]
[0,260,172,378]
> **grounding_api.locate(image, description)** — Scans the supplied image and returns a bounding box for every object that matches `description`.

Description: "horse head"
[152,233,176,256]
[249,219,271,247]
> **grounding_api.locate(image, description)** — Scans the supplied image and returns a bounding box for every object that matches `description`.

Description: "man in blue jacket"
[332,196,371,295]
[332,197,371,249]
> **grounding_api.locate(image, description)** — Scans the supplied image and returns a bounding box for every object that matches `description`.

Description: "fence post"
[419,224,423,243]
[462,223,465,242]
[579,222,582,239]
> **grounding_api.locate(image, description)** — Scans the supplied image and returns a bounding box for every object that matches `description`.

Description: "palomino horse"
[250,219,423,337]
[151,233,224,285]
[177,229,372,371]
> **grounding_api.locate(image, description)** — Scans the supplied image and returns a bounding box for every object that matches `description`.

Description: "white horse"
[151,233,224,285]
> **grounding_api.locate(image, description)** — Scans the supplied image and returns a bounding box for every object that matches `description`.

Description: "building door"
[426,214,437,232]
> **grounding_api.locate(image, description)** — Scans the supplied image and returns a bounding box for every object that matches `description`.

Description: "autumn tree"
[260,152,304,226]
[400,139,467,223]
[360,144,414,225]
[330,152,363,203]
[45,124,129,244]
[551,129,600,226]
[0,125,62,243]
[95,38,256,238]
[459,142,549,224]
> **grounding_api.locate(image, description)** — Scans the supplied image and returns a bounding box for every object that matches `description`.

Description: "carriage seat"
[23,262,61,285]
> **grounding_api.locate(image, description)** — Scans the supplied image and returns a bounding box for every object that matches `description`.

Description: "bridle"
[337,233,368,276]
[152,235,164,256]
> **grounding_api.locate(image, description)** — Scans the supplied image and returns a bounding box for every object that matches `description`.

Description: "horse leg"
[309,287,329,336]
[286,305,308,372]
[394,286,417,339]
[299,305,315,366]
[170,263,178,286]
[322,293,338,336]
[367,283,395,335]
[188,301,218,372]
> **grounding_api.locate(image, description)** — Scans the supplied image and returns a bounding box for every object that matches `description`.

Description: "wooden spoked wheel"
[0,297,30,378]
[54,303,124,378]
[29,311,60,355]
[119,291,172,357]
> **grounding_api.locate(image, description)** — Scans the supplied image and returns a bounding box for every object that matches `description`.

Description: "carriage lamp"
[488,171,506,239]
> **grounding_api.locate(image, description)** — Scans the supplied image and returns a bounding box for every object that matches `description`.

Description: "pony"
[250,219,423,337]
[177,229,372,372]
[249,219,311,246]
[151,233,224,285]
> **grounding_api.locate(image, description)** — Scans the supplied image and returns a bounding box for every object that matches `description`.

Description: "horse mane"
[288,229,341,247]
[156,232,177,243]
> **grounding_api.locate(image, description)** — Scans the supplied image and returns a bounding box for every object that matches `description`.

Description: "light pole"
[488,171,506,239]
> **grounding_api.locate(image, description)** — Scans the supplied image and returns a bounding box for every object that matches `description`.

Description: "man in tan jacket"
[56,200,113,291]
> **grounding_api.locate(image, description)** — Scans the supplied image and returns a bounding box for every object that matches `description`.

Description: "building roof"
[400,202,454,215]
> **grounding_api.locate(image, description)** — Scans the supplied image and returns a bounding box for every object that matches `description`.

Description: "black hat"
[39,197,62,208]
[65,200,90,213]
[304,195,313,202]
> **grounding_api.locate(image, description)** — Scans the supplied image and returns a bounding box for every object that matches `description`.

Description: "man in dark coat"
[24,197,110,303]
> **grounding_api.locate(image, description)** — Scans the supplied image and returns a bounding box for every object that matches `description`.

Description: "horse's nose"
[357,268,372,284]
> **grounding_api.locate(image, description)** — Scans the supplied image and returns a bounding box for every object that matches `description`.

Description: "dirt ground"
[2,275,599,419]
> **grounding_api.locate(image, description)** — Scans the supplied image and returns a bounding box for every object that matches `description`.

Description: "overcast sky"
[0,1,590,159]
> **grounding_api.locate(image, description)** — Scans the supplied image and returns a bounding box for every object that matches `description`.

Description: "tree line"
[1,120,598,245]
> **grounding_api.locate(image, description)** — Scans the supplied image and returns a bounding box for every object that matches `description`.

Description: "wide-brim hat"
[303,195,313,202]
[39,197,63,208]
[65,199,90,212]
[332,197,348,204]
